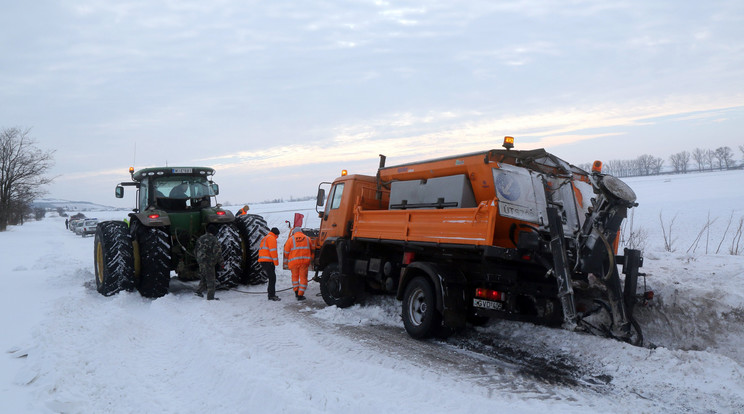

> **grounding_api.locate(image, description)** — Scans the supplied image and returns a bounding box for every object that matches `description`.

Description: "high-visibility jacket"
[283,231,313,269]
[257,232,279,265]
[237,207,249,216]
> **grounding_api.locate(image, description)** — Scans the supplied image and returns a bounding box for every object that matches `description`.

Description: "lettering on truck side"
[498,202,537,222]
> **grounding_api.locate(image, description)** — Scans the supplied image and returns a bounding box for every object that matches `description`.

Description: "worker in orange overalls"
[236,205,250,216]
[283,227,313,301]
[258,227,281,301]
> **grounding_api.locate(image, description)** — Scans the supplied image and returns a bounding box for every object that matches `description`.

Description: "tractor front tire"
[136,226,172,298]
[234,214,269,284]
[94,221,135,296]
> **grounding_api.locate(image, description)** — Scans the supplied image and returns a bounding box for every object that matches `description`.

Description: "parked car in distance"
[76,219,99,237]
[69,219,83,233]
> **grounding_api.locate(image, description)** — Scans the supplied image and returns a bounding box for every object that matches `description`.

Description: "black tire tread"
[216,224,243,288]
[137,226,172,298]
[234,214,270,284]
[319,263,356,308]
[402,276,442,339]
[94,221,135,296]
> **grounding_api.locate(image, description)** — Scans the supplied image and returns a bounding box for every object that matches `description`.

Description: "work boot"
[207,291,217,300]
[296,295,306,301]
[268,296,281,301]
[194,291,204,298]
[294,290,299,298]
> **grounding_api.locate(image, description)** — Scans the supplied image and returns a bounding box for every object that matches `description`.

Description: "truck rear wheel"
[234,214,269,284]
[94,221,135,296]
[402,276,441,339]
[137,226,172,298]
[216,224,243,288]
[320,262,356,308]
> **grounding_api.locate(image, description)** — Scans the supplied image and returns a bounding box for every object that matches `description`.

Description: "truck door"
[319,181,350,245]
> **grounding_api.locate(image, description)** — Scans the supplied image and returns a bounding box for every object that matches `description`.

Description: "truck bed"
[351,202,505,247]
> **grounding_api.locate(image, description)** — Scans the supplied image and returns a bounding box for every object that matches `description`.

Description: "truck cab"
[315,173,389,268]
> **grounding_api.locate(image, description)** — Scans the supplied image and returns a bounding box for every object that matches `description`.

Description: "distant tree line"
[0,127,55,231]
[579,145,742,177]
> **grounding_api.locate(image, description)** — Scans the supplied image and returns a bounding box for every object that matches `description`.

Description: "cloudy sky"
[2,0,742,207]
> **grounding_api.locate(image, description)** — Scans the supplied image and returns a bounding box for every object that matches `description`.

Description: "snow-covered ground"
[2,170,744,413]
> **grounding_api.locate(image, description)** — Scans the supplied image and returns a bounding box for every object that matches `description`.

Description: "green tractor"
[94,166,269,298]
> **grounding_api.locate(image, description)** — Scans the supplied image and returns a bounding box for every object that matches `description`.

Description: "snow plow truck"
[94,166,269,298]
[313,137,647,344]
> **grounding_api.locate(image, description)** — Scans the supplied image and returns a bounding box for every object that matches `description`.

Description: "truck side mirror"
[316,189,326,207]
[211,183,219,195]
[115,185,124,198]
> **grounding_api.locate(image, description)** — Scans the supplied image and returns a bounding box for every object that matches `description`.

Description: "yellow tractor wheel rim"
[95,240,104,284]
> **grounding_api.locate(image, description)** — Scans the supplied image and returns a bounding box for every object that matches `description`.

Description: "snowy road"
[3,171,744,413]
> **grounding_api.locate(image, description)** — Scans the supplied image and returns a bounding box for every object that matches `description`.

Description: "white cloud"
[197,94,744,176]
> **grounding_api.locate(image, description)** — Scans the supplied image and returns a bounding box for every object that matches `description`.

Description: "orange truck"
[312,138,646,344]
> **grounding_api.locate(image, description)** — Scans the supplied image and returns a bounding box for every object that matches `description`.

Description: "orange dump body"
[332,148,590,250]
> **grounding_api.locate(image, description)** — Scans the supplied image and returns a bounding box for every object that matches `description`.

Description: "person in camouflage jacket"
[194,225,223,300]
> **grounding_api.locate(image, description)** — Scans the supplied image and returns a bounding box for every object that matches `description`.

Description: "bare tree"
[670,152,684,174]
[714,146,735,170]
[34,207,46,221]
[692,148,707,171]
[705,149,717,171]
[669,153,681,173]
[650,156,664,175]
[670,151,691,174]
[679,150,690,173]
[636,154,654,176]
[577,163,592,173]
[0,127,55,231]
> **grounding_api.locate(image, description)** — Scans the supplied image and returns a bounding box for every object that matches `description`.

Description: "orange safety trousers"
[290,264,309,297]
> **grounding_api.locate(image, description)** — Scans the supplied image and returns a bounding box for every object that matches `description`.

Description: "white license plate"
[473,298,503,311]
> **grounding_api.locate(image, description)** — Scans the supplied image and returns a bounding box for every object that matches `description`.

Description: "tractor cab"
[116,167,220,213]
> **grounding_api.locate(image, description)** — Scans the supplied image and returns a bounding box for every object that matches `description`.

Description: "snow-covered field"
[2,170,744,413]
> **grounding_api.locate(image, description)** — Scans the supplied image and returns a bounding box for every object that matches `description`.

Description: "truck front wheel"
[319,263,356,308]
[402,276,441,339]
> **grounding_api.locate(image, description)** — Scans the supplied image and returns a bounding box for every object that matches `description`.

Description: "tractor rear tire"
[137,226,172,298]
[94,221,135,296]
[234,214,269,285]
[402,276,442,339]
[319,262,356,308]
[216,224,243,289]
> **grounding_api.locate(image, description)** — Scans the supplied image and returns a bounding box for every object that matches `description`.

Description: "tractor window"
[151,176,212,210]
[139,178,149,210]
